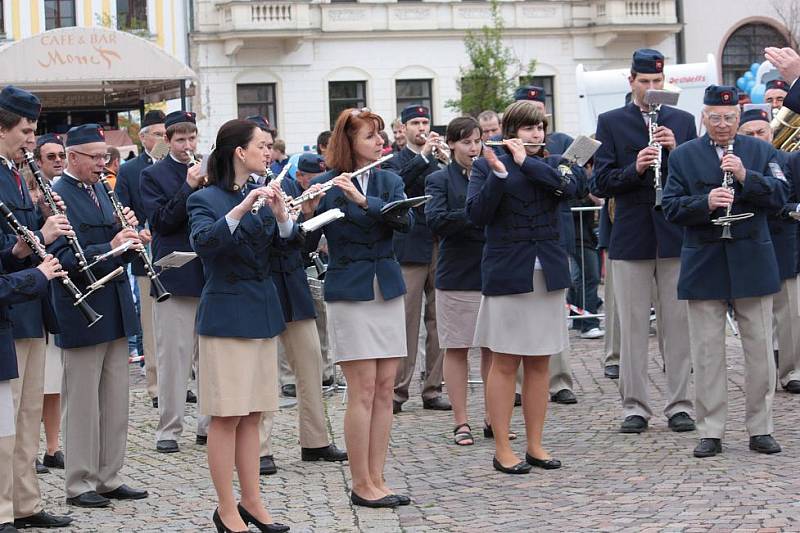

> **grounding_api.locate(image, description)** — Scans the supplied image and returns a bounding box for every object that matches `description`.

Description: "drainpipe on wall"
[675,0,686,64]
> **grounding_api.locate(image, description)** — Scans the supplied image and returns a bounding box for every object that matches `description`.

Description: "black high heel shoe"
[237,503,290,532]
[212,508,248,533]
[483,422,517,440]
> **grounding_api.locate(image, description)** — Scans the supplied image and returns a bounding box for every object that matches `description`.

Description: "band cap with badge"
[0,85,42,120]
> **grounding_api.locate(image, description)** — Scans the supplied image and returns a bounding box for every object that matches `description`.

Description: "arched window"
[721,22,789,85]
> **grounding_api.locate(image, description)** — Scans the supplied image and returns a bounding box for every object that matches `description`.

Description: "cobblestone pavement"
[32,325,800,532]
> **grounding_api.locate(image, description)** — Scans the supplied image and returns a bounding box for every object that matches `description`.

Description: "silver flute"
[484,141,545,147]
[289,154,393,208]
[251,166,289,215]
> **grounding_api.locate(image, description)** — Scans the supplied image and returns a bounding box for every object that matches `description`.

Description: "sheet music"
[154,251,198,269]
[561,136,602,167]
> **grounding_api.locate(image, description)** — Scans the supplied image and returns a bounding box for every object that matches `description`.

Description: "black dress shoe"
[550,389,578,404]
[186,390,198,403]
[66,491,110,508]
[619,415,648,434]
[259,455,277,475]
[13,510,73,529]
[693,438,722,458]
[422,396,452,411]
[0,523,18,532]
[237,503,290,532]
[390,494,411,506]
[784,380,800,394]
[212,508,248,533]
[99,484,148,500]
[350,491,400,508]
[392,400,402,414]
[525,453,562,470]
[196,435,208,445]
[492,457,532,474]
[301,444,347,462]
[152,397,158,409]
[42,450,65,469]
[749,434,781,454]
[668,412,696,432]
[156,439,179,453]
[281,384,296,398]
[604,364,620,379]
[514,393,522,406]
[35,458,49,475]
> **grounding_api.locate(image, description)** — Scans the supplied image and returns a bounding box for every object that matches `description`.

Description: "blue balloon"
[745,78,755,92]
[743,70,755,81]
[750,83,766,104]
[750,62,761,75]
[737,76,747,90]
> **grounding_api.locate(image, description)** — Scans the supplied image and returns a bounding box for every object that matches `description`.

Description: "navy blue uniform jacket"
[386,146,438,264]
[115,151,153,276]
[591,102,698,260]
[0,163,58,338]
[51,173,140,348]
[140,156,205,297]
[767,150,799,280]
[425,162,484,291]
[662,134,786,300]
[307,168,410,302]
[785,79,800,113]
[466,154,577,296]
[188,183,290,339]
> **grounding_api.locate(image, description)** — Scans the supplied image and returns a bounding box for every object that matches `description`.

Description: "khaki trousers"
[603,255,621,367]
[62,338,129,498]
[774,276,800,386]
[613,258,692,420]
[280,299,334,385]
[394,255,444,404]
[260,319,329,456]
[549,350,574,393]
[0,338,45,522]
[688,296,775,439]
[136,276,158,399]
[155,296,209,441]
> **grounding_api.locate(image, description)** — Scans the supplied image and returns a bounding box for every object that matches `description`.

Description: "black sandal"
[483,422,517,441]
[453,423,474,446]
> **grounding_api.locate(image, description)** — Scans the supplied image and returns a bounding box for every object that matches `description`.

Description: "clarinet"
[21,149,98,285]
[0,201,102,327]
[711,141,753,240]
[647,105,664,208]
[98,174,171,302]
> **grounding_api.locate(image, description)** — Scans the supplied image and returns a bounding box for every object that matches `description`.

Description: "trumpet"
[421,133,451,165]
[711,141,754,239]
[289,154,394,208]
[484,140,545,147]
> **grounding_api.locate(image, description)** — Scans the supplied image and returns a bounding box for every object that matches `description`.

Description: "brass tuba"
[771,106,800,152]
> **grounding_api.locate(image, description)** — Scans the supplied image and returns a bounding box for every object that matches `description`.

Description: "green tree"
[447,0,537,116]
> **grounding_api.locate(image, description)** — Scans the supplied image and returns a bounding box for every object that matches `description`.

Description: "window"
[328,81,366,128]
[722,23,789,86]
[237,83,278,132]
[0,1,5,35]
[520,75,556,132]
[117,0,148,31]
[396,79,433,122]
[45,0,76,29]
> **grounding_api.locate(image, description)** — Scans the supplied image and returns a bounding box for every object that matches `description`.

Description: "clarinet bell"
[654,188,663,209]
[151,276,172,303]
[76,299,103,328]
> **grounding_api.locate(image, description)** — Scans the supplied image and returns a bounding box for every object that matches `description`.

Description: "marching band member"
[663,85,787,458]
[467,100,575,474]
[591,48,698,435]
[477,111,501,142]
[598,202,621,379]
[765,47,800,113]
[115,109,165,409]
[425,116,491,446]
[141,111,210,454]
[387,104,450,414]
[0,86,73,529]
[53,123,148,507]
[765,78,790,111]
[187,119,291,533]
[306,108,411,508]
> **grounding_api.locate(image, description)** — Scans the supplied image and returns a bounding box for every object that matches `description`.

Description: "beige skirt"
[43,336,63,395]
[326,278,407,363]
[473,270,569,356]
[436,289,482,349]
[198,336,279,417]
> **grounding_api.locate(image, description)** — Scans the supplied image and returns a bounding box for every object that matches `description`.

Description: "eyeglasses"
[706,113,738,126]
[72,150,111,164]
[45,152,66,161]
[146,131,165,138]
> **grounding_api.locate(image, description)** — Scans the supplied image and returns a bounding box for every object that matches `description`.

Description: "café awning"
[0,26,196,109]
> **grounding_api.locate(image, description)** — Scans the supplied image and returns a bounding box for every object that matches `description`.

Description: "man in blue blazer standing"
[591,49,698,436]
[115,109,165,408]
[141,111,210,454]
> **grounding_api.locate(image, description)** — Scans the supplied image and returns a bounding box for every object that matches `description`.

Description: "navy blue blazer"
[766,150,799,280]
[307,168,410,302]
[0,162,59,338]
[51,173,140,348]
[548,154,588,255]
[187,183,289,339]
[386,146,438,264]
[662,134,786,300]
[425,162,485,291]
[591,102,698,260]
[268,178,316,323]
[785,79,800,113]
[115,151,154,276]
[597,202,612,249]
[0,248,49,381]
[466,154,577,296]
[140,156,205,297]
